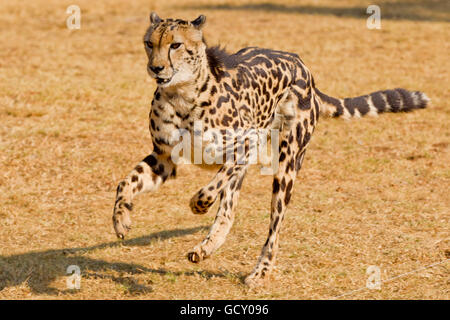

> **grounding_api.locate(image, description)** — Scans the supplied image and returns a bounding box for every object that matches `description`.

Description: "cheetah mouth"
[156,77,171,85]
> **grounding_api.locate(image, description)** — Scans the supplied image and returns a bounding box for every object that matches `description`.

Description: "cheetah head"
[143,12,207,88]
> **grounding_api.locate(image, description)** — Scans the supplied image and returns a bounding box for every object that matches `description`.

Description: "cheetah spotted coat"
[112,13,429,287]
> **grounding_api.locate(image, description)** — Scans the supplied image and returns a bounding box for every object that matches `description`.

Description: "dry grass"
[0,0,449,299]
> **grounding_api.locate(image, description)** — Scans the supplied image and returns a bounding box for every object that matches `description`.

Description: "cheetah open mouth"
[156,77,171,85]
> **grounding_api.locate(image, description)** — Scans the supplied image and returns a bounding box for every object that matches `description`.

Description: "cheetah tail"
[315,88,430,119]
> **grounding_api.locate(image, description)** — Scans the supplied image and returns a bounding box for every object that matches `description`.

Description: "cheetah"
[112,13,430,287]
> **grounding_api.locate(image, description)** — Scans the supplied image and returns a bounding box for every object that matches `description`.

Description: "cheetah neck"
[158,50,213,116]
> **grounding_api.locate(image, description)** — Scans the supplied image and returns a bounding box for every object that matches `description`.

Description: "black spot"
[295,152,304,171]
[296,123,303,145]
[217,95,230,108]
[285,180,293,205]
[295,79,306,90]
[310,109,315,126]
[154,137,169,146]
[135,165,144,174]
[199,75,209,93]
[247,56,273,68]
[143,154,157,167]
[293,89,311,110]
[273,178,280,193]
[303,131,311,147]
[153,163,165,176]
[273,216,280,231]
[237,175,245,190]
[153,144,163,155]
[224,83,239,100]
[277,199,282,213]
[281,178,286,191]
[221,115,233,126]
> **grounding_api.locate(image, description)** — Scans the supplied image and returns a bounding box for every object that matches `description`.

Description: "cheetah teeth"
[156,77,170,84]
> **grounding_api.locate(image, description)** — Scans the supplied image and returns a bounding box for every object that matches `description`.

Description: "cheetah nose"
[150,66,164,74]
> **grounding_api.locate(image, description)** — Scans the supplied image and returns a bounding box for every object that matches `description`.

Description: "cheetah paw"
[112,204,132,239]
[187,246,208,263]
[244,272,266,288]
[189,191,214,215]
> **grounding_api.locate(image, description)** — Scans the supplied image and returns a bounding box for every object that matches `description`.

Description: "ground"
[0,0,448,299]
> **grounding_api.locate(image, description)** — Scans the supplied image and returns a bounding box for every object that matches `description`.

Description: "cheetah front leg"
[113,152,176,239]
[187,165,248,262]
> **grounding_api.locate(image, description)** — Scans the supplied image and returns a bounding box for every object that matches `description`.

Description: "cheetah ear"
[150,12,162,25]
[191,15,206,29]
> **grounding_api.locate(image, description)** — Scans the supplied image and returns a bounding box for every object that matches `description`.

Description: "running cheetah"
[112,13,429,287]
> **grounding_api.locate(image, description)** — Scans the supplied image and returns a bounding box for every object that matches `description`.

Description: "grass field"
[0,0,448,299]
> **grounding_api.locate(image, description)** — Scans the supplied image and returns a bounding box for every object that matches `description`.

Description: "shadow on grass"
[181,0,450,22]
[0,225,233,296]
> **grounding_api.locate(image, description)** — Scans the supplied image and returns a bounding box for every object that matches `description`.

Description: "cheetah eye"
[144,41,153,49]
[170,42,182,50]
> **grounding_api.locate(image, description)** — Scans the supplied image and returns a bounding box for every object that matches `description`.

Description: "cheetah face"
[143,13,206,88]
